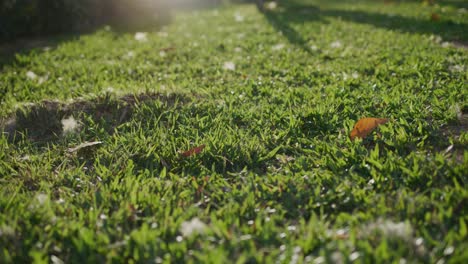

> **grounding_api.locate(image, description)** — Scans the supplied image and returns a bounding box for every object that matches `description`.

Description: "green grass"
[1,0,467,262]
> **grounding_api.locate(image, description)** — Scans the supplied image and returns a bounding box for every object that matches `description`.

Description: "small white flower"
[441,42,451,48]
[36,193,48,205]
[134,32,148,42]
[266,1,278,10]
[159,50,166,57]
[125,51,135,59]
[444,246,454,255]
[367,219,413,241]
[26,71,37,80]
[234,47,242,53]
[430,35,443,43]
[157,31,168,38]
[349,252,360,262]
[234,13,244,22]
[51,255,64,264]
[180,218,207,237]
[61,116,80,135]
[449,65,465,73]
[330,41,342,48]
[272,43,285,51]
[239,234,252,241]
[105,87,115,93]
[223,61,236,71]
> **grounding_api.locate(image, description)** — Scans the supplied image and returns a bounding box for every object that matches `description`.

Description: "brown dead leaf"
[180,144,206,157]
[160,46,176,52]
[350,118,389,140]
[430,13,440,21]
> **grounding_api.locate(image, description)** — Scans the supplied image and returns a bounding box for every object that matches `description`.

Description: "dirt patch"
[0,92,192,142]
[452,41,468,49]
[439,109,468,164]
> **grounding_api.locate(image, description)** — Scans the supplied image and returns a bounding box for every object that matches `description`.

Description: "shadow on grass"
[0,92,191,144]
[260,0,468,54]
[0,0,226,70]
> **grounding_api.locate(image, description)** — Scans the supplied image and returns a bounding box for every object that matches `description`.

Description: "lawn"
[0,0,467,262]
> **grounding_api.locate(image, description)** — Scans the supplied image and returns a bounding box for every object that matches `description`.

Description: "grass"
[0,0,467,262]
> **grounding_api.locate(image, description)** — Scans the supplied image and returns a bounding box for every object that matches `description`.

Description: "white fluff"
[223,61,236,71]
[180,218,207,237]
[61,116,79,135]
[134,32,148,42]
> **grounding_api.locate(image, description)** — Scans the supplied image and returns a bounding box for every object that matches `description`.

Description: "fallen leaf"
[180,144,206,157]
[350,118,389,140]
[430,13,440,21]
[160,46,176,52]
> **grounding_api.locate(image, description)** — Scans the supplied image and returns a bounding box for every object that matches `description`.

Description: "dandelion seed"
[414,237,424,246]
[223,61,236,71]
[331,251,344,264]
[367,219,413,241]
[234,13,244,22]
[26,71,37,80]
[125,51,135,59]
[134,32,148,42]
[349,252,360,262]
[158,31,168,38]
[330,41,342,48]
[61,116,79,135]
[444,246,454,256]
[266,1,278,10]
[36,193,48,205]
[105,87,115,93]
[180,218,207,237]
[441,42,451,48]
[430,35,443,43]
[51,255,64,264]
[240,234,252,241]
[449,65,465,73]
[272,43,285,51]
[291,246,302,264]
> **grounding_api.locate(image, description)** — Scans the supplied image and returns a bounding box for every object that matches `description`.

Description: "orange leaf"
[160,46,176,52]
[350,118,389,140]
[180,144,206,157]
